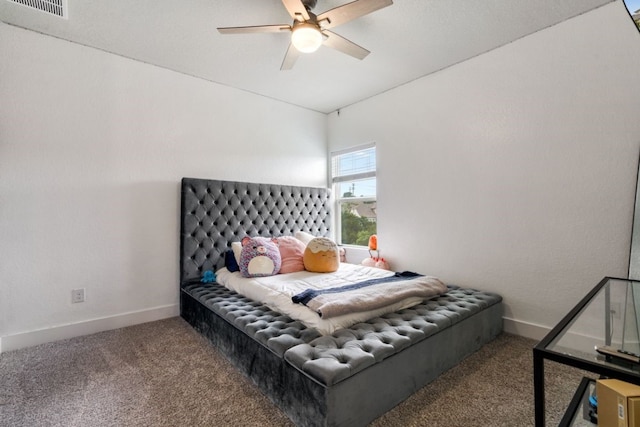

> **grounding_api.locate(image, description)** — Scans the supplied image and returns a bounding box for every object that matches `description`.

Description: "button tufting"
[180,180,501,385]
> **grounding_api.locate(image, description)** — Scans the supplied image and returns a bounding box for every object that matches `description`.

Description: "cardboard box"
[597,379,640,427]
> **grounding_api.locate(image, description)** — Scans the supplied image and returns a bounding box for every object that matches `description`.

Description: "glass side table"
[534,277,640,426]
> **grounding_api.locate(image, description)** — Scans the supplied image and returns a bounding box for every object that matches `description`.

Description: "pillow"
[239,236,281,278]
[225,250,239,272]
[231,241,242,265]
[294,231,315,246]
[303,237,340,273]
[275,236,306,274]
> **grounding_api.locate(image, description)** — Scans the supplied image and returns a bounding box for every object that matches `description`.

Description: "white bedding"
[216,263,430,335]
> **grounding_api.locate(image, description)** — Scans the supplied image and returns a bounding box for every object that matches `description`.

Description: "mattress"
[216,263,445,335]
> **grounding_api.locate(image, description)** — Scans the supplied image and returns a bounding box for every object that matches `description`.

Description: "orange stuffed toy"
[303,237,340,273]
[368,235,378,251]
[362,234,390,270]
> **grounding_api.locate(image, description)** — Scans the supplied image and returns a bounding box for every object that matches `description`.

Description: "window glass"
[331,145,377,246]
[332,146,376,178]
[623,0,640,31]
[336,179,376,199]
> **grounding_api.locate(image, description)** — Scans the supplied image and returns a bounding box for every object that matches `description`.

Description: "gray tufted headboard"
[180,178,332,285]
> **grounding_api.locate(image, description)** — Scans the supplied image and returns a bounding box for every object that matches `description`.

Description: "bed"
[179,177,503,427]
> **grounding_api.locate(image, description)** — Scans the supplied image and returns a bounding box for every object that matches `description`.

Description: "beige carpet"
[0,317,591,426]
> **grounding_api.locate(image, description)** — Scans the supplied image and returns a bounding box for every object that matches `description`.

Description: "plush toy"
[338,246,346,263]
[362,234,389,269]
[303,237,340,273]
[239,236,281,278]
[201,270,216,283]
[368,234,378,251]
[275,236,306,274]
[375,258,390,270]
[361,257,376,267]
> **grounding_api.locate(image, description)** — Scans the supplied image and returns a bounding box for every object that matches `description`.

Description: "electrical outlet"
[71,288,85,304]
[611,302,622,319]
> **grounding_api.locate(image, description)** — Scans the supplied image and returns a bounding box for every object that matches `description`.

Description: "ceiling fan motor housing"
[302,0,318,11]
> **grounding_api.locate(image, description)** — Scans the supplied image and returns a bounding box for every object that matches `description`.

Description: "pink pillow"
[276,236,306,274]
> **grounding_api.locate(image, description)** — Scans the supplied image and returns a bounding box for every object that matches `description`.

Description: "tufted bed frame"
[179,177,503,427]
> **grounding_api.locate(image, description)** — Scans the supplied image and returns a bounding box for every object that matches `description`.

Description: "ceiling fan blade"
[322,30,369,60]
[317,0,393,29]
[281,43,301,70]
[218,25,291,34]
[281,0,310,22]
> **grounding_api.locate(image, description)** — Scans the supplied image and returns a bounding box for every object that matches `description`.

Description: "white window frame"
[330,143,377,247]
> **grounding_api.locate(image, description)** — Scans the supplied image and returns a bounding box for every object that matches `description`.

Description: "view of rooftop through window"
[624,0,640,30]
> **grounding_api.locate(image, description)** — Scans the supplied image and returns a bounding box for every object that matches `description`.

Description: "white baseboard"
[0,304,179,353]
[0,312,566,354]
[504,316,622,356]
[503,316,552,341]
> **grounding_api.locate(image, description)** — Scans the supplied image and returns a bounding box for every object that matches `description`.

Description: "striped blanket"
[292,271,447,318]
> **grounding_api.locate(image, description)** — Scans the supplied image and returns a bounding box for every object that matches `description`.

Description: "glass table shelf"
[534,277,640,426]
[558,377,596,427]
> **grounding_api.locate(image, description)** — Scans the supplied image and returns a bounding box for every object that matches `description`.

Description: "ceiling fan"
[217,0,393,70]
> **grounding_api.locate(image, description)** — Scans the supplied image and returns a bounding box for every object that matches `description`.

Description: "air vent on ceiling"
[7,0,67,19]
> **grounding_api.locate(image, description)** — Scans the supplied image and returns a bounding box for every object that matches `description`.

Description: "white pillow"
[231,241,242,265]
[294,231,315,246]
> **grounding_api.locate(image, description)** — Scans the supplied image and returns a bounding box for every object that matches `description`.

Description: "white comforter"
[216,263,437,335]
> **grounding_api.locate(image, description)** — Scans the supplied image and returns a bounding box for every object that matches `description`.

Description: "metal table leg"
[533,349,545,427]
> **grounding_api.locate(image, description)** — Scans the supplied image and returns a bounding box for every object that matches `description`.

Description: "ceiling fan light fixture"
[291,23,322,53]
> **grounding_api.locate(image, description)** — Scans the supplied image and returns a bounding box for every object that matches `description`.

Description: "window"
[331,144,377,246]
[623,0,640,31]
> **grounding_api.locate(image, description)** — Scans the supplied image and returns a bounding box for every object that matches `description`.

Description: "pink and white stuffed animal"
[239,236,281,278]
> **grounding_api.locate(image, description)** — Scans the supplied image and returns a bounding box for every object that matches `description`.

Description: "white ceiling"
[0,0,614,113]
